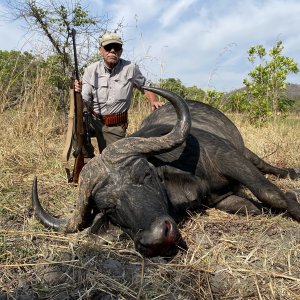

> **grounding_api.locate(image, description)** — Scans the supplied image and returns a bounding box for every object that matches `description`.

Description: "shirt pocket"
[112,71,134,103]
[92,76,108,103]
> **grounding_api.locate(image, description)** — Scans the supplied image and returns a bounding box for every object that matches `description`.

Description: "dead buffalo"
[32,86,300,257]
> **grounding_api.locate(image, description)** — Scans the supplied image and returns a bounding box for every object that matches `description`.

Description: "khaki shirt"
[81,58,150,115]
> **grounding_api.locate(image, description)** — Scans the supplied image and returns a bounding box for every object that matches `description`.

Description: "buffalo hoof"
[286,192,300,221]
[288,189,300,202]
[288,168,300,180]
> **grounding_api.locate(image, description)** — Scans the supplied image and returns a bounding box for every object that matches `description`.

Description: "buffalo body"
[32,87,300,257]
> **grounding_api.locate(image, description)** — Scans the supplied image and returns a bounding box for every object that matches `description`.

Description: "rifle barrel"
[71,28,79,81]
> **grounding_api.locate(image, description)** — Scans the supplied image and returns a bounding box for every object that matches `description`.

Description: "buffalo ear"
[91,181,118,210]
[157,166,209,207]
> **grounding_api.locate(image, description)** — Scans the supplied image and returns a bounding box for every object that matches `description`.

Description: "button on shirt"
[81,58,150,115]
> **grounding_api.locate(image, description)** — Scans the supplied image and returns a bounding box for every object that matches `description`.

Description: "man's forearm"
[144,90,163,110]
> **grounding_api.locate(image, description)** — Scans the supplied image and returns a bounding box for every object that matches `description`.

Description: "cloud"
[136,0,300,90]
[0,0,299,91]
[103,0,164,28]
[159,0,197,28]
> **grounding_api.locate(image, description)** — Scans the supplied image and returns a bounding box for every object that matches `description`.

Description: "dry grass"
[0,78,300,299]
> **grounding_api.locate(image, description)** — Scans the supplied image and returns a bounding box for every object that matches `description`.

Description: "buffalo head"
[32,87,191,257]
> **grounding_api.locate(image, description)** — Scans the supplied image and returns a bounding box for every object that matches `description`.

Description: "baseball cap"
[100,32,123,46]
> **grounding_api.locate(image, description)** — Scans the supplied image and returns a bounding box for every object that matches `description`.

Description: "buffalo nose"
[140,217,180,246]
[162,219,177,244]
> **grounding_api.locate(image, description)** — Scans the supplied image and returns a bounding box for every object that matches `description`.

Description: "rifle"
[67,28,91,184]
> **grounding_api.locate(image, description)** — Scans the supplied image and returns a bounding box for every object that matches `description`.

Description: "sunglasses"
[103,43,123,52]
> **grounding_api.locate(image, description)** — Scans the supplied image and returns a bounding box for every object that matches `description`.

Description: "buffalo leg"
[244,147,300,179]
[218,149,300,221]
[64,157,110,232]
[215,195,262,215]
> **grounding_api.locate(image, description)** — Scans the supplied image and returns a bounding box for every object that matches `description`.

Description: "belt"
[91,110,128,126]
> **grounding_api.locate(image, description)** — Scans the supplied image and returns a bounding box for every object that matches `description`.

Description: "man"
[75,32,162,157]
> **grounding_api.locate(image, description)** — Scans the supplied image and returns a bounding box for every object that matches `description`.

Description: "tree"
[157,78,205,101]
[5,0,107,68]
[0,50,39,111]
[225,91,248,113]
[3,0,112,111]
[185,85,205,101]
[243,41,299,124]
[204,90,225,109]
[158,78,186,98]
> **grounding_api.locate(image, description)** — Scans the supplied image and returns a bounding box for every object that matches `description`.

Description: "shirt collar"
[103,59,121,74]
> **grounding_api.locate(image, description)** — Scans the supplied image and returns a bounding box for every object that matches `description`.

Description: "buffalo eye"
[134,167,152,184]
[130,159,155,184]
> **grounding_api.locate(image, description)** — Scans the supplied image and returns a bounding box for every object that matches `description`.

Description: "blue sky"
[0,0,299,92]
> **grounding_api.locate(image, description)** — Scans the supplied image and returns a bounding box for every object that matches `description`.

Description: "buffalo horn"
[32,176,66,230]
[102,86,191,162]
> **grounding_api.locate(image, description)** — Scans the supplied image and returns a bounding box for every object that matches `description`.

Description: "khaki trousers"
[72,116,126,158]
[90,117,126,153]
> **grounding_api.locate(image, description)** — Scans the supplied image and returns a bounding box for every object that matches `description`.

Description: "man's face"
[100,43,123,68]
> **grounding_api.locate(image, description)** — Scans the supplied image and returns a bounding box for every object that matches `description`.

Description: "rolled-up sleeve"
[132,64,150,92]
[81,68,93,103]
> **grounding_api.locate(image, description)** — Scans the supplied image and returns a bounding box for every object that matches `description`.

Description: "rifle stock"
[71,89,85,183]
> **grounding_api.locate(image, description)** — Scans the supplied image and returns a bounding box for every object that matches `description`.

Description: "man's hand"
[145,90,164,111]
[150,100,164,111]
[74,80,82,93]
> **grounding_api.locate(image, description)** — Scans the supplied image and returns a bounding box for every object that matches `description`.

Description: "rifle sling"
[62,88,75,181]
